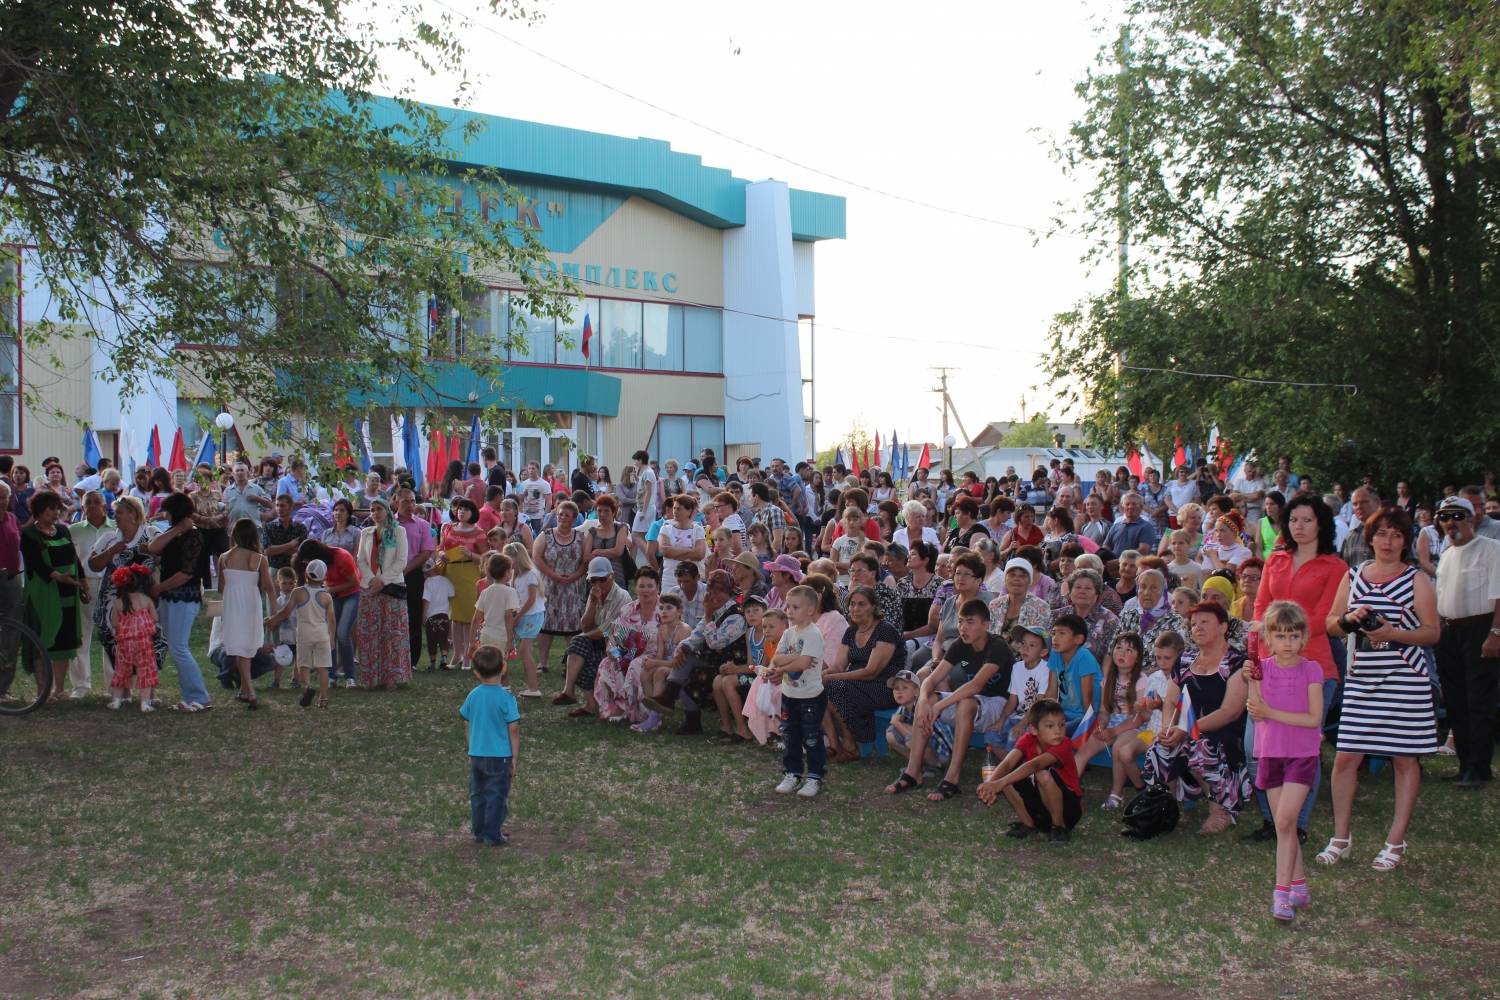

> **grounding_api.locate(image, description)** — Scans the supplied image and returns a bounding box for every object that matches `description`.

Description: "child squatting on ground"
[1248,600,1325,921]
[460,645,521,846]
[977,699,1084,843]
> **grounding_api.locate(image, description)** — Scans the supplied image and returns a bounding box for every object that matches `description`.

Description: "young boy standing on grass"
[460,645,520,847]
[977,699,1083,843]
[769,585,826,798]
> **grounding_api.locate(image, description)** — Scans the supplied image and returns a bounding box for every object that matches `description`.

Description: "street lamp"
[215,411,234,465]
[943,433,956,476]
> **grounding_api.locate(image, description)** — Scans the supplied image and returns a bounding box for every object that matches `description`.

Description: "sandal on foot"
[1371,841,1407,871]
[1101,793,1124,811]
[1316,836,1352,865]
[926,779,961,802]
[1004,821,1037,839]
[884,772,921,795]
[551,693,577,706]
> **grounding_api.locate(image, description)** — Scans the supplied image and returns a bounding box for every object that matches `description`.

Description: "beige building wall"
[13,329,93,471]
[603,371,724,467]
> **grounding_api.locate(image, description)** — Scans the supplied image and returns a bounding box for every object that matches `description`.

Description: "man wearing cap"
[556,556,631,716]
[1102,491,1159,555]
[1434,495,1500,789]
[729,550,769,601]
[987,557,1054,636]
[649,569,746,736]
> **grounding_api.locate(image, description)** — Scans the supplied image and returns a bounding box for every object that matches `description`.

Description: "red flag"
[449,433,464,472]
[916,443,931,470]
[1173,435,1187,470]
[1126,448,1143,478]
[146,425,162,467]
[581,311,593,360]
[167,428,188,472]
[874,432,881,468]
[334,424,353,467]
[862,445,870,471]
[1216,436,1234,476]
[851,445,861,477]
[426,428,443,485]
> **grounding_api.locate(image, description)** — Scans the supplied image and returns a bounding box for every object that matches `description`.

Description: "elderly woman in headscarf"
[1198,571,1250,652]
[355,496,411,690]
[1114,567,1187,652]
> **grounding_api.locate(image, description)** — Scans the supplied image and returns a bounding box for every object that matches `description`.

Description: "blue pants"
[469,755,513,844]
[159,599,210,707]
[781,692,828,781]
[333,593,360,681]
[1247,677,1338,828]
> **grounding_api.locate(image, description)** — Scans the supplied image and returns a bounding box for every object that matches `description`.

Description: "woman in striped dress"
[1319,508,1440,872]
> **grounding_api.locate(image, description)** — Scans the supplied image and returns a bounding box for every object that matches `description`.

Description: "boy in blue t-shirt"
[1048,614,1102,736]
[460,645,521,846]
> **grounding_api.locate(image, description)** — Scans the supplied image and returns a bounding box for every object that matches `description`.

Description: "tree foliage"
[0,0,571,452]
[1048,1,1500,491]
[999,413,1061,448]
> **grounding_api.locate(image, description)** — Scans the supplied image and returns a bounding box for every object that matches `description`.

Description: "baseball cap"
[1010,623,1050,647]
[1438,495,1475,516]
[304,558,328,581]
[886,669,921,690]
[586,556,613,579]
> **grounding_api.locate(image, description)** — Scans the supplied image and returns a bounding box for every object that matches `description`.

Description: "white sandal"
[1371,841,1407,871]
[1316,836,1352,865]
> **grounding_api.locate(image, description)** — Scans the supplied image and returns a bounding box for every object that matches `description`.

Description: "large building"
[1,96,845,476]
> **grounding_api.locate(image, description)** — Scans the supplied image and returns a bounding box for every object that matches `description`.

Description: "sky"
[395,0,1122,450]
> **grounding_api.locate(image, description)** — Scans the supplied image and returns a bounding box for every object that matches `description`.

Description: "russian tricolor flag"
[1177,687,1200,740]
[1070,703,1100,749]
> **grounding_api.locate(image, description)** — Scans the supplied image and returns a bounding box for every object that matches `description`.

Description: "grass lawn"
[2,620,1499,999]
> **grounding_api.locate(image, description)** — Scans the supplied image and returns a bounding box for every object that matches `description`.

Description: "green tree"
[1000,413,1062,448]
[1048,1,1500,492]
[0,0,570,454]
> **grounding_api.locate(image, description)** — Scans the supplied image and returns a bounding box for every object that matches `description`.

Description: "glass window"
[690,416,725,464]
[507,291,555,364]
[457,287,498,359]
[649,416,693,468]
[683,307,722,373]
[601,299,642,369]
[557,296,600,367]
[643,303,683,372]
[176,399,216,456]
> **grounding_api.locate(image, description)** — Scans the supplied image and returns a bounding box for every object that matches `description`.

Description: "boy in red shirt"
[977,698,1083,842]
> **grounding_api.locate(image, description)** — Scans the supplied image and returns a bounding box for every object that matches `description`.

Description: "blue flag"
[835,447,844,468]
[467,414,482,466]
[81,426,101,469]
[401,411,424,490]
[193,430,217,469]
[889,430,899,472]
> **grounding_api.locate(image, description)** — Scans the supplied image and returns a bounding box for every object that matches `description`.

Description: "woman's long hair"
[1277,495,1337,555]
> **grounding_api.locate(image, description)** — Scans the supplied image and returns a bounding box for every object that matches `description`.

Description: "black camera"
[1354,614,1389,634]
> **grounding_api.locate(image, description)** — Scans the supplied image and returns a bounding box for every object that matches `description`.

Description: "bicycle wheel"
[0,620,53,716]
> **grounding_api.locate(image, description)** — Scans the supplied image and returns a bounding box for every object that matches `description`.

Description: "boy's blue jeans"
[469,755,513,844]
[781,692,828,781]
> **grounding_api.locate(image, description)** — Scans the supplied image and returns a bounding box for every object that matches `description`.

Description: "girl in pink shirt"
[1247,600,1326,924]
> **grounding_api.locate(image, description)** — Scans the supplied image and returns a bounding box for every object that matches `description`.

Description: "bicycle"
[0,617,54,716]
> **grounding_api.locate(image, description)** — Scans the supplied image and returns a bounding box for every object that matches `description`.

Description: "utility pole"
[930,367,972,446]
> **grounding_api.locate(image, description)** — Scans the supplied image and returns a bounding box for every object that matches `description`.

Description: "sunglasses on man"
[1437,510,1469,523]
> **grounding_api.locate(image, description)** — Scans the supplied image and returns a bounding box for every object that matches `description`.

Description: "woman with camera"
[1317,507,1439,871]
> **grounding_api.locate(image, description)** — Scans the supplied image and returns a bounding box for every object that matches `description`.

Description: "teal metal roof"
[365,94,846,242]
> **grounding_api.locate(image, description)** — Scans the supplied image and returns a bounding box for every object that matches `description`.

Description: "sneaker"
[774,774,801,794]
[343,678,356,689]
[1272,889,1296,922]
[1049,827,1071,844]
[108,698,123,711]
[796,778,822,798]
[140,701,155,714]
[519,688,543,698]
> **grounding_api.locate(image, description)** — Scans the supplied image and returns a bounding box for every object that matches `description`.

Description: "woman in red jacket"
[1246,494,1345,841]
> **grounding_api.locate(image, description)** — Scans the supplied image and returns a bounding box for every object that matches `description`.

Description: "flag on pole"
[851,444,861,477]
[193,430,217,469]
[916,443,931,471]
[889,430,899,473]
[1225,452,1248,485]
[167,428,188,472]
[1141,443,1159,477]
[1176,688,1200,741]
[581,311,593,360]
[1172,434,1186,470]
[467,414,482,466]
[449,432,463,472]
[81,426,102,469]
[359,417,374,473]
[402,412,424,490]
[146,425,161,468]
[334,424,353,468]
[862,445,870,471]
[1070,704,1101,749]
[425,427,443,486]
[1126,448,1143,478]
[874,432,881,469]
[901,444,911,481]
[834,446,844,469]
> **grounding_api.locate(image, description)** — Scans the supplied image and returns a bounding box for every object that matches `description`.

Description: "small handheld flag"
[1070,704,1101,749]
[874,432,881,469]
[1176,687,1200,741]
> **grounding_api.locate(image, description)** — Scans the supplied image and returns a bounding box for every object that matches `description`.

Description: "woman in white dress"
[220,517,274,709]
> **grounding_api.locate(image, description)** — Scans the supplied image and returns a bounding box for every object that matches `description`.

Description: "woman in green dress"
[21,491,86,702]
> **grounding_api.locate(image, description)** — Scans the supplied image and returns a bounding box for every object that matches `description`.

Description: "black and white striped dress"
[1336,564,1437,756]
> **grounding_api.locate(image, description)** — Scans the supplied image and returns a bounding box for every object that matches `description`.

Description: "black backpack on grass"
[1120,783,1179,840]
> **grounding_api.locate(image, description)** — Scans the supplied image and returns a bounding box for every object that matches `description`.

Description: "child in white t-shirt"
[829,507,867,588]
[996,625,1058,749]
[504,541,545,698]
[422,557,456,672]
[769,585,827,798]
[471,552,520,658]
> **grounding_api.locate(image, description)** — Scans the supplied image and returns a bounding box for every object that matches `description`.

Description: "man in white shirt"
[1078,493,1112,545]
[517,462,551,534]
[1228,460,1267,526]
[1434,495,1500,789]
[1164,465,1199,522]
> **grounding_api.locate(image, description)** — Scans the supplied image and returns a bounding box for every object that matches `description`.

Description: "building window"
[176,399,216,459]
[507,291,555,364]
[557,296,600,367]
[683,306,722,373]
[644,303,682,372]
[601,299,642,369]
[0,257,17,452]
[647,414,724,468]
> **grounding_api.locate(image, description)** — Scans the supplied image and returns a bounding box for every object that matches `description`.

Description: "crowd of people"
[3,447,1497,919]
